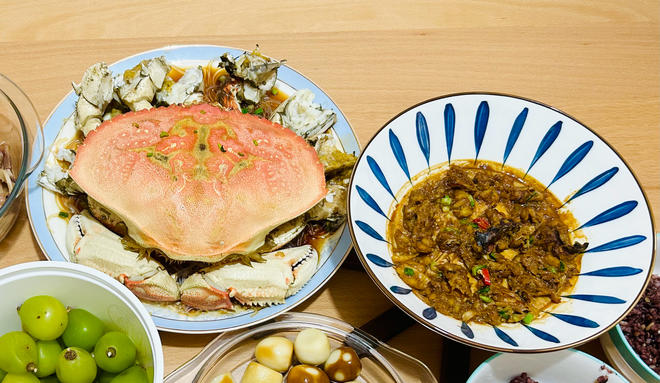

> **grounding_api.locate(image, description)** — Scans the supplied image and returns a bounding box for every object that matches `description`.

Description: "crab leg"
[66,213,180,302]
[180,245,318,311]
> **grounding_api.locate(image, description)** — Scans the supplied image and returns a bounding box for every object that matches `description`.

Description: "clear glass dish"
[0,73,43,241]
[165,312,437,383]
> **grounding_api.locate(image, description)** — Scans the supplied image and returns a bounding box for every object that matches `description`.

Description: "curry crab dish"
[38,48,356,313]
[387,162,588,326]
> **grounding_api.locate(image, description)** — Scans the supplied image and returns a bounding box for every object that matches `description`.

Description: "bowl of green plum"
[0,261,163,383]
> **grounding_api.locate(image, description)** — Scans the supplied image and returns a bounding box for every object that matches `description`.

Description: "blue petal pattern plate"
[26,45,359,333]
[347,93,655,352]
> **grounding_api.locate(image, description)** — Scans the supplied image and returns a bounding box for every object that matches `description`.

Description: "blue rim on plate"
[348,92,655,352]
[467,348,629,382]
[25,45,360,333]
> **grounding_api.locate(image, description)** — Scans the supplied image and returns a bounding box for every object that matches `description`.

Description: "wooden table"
[0,1,657,380]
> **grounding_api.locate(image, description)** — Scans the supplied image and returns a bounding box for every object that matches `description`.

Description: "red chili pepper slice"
[481,268,491,286]
[472,217,490,230]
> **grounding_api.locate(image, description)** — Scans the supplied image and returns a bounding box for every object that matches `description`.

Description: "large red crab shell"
[70,103,327,262]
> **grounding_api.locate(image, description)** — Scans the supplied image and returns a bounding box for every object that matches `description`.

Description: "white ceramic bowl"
[0,261,164,382]
[467,348,629,382]
[348,93,655,352]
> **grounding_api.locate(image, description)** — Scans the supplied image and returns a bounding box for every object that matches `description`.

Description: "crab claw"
[66,212,180,302]
[180,245,318,311]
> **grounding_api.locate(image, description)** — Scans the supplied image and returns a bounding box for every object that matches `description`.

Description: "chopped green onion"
[437,271,443,278]
[442,206,450,212]
[479,295,492,303]
[254,107,264,115]
[160,131,169,138]
[194,130,198,134]
[488,252,497,261]
[528,235,534,245]
[241,108,248,114]
[238,152,245,157]
[559,261,566,272]
[524,191,538,203]
[498,310,510,320]
[468,194,475,207]
[444,226,457,233]
[218,144,226,152]
[470,222,479,229]
[441,195,452,205]
[460,218,469,224]
[471,264,486,276]
[522,312,534,324]
[478,286,490,295]
[200,110,207,114]
[58,211,69,218]
[253,139,259,146]
[403,267,414,276]
[146,152,153,157]
[549,266,557,273]
[271,88,279,95]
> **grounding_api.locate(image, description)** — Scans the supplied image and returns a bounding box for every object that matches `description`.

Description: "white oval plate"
[26,45,359,333]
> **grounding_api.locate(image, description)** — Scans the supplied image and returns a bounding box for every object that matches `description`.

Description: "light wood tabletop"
[0,1,658,381]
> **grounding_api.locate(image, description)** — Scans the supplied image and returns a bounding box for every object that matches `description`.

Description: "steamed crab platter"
[36,47,357,320]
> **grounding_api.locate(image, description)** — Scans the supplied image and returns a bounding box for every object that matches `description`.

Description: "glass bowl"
[165,312,437,383]
[0,73,43,241]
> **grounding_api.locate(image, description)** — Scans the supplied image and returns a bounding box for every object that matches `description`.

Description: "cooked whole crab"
[41,48,357,313]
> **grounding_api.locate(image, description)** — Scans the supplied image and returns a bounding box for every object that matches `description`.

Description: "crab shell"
[180,245,318,310]
[66,212,180,302]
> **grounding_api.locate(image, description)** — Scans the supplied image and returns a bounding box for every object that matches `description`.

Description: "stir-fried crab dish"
[38,48,356,313]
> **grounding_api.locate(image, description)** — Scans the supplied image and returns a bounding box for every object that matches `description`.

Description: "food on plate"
[287,365,330,383]
[0,295,148,383]
[38,47,357,313]
[212,329,362,382]
[294,329,331,365]
[620,274,659,374]
[509,373,538,383]
[0,142,14,207]
[254,336,294,372]
[240,362,282,383]
[324,346,361,382]
[388,162,587,325]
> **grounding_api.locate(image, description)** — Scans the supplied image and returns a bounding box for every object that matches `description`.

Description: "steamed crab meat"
[156,66,204,106]
[307,170,350,223]
[269,89,336,141]
[259,215,307,252]
[37,116,83,195]
[66,212,180,302]
[117,57,169,111]
[219,48,283,104]
[314,132,357,176]
[180,245,318,310]
[73,62,114,135]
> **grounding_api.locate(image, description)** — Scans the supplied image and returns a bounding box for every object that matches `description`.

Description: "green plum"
[36,340,62,378]
[108,367,147,383]
[92,333,136,373]
[61,309,104,351]
[0,331,38,374]
[18,296,68,341]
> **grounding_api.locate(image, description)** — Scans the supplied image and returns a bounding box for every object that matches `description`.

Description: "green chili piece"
[468,194,475,207]
[160,131,169,138]
[471,264,486,276]
[254,107,264,115]
[478,286,490,295]
[522,312,534,324]
[403,267,414,276]
[441,195,452,205]
[58,211,69,218]
[479,295,492,303]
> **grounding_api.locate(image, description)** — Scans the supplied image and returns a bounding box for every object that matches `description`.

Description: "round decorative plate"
[467,348,629,382]
[348,93,655,352]
[26,45,359,333]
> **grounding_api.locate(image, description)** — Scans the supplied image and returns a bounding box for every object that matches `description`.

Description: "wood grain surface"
[0,1,657,380]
